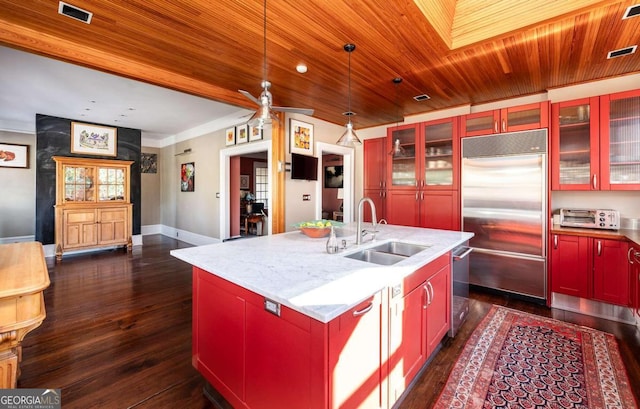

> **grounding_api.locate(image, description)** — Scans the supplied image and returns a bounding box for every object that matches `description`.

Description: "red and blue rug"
[435,306,637,408]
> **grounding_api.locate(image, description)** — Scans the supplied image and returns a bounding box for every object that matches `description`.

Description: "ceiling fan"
[239,0,314,129]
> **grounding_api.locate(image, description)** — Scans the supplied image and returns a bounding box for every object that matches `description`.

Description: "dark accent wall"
[35,114,141,244]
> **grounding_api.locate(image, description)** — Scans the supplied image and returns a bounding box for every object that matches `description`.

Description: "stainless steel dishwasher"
[450,242,472,337]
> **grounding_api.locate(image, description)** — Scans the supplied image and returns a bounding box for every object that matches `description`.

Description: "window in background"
[254,165,268,209]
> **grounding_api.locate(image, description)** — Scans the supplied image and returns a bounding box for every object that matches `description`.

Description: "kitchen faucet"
[356,197,378,245]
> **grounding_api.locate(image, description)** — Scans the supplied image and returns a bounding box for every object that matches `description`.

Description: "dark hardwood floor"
[18,234,640,408]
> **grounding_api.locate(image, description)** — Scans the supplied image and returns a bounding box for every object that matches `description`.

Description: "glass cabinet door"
[98,167,126,201]
[605,91,640,187]
[63,165,95,202]
[423,120,455,187]
[388,125,417,187]
[552,98,598,190]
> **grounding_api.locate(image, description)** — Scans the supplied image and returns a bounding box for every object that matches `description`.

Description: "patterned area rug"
[434,306,638,409]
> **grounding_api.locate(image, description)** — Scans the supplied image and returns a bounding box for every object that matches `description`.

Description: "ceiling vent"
[413,94,431,102]
[607,45,637,59]
[623,4,640,19]
[58,1,93,24]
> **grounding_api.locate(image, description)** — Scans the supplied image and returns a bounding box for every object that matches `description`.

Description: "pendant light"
[240,0,313,129]
[336,43,362,146]
[389,77,406,157]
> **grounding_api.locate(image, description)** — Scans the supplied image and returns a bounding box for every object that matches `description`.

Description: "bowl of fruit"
[294,220,343,238]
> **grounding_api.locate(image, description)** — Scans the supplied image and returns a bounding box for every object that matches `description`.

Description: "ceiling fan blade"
[239,89,261,106]
[272,106,314,115]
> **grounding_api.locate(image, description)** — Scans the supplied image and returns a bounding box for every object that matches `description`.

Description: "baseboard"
[0,235,35,244]
[157,225,220,246]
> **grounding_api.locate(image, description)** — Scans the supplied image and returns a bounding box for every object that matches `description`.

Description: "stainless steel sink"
[344,249,407,266]
[369,241,430,257]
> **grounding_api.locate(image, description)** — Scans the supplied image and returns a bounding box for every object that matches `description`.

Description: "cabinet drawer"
[65,211,96,223]
[396,253,450,297]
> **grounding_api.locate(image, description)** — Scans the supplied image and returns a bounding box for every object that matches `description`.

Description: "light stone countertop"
[171,224,474,323]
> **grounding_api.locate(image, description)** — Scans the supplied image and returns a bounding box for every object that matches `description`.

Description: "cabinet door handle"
[629,247,635,264]
[383,191,386,198]
[635,251,640,263]
[501,118,506,132]
[353,302,373,316]
[597,240,602,257]
[592,174,597,189]
[421,192,424,200]
[553,234,558,249]
[423,285,429,309]
[415,192,419,201]
[494,120,498,133]
[427,282,434,305]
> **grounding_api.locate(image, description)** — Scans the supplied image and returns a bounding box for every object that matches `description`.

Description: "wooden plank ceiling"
[0,0,638,129]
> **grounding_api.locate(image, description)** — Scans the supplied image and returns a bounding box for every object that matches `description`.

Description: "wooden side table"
[0,242,50,388]
[245,214,265,236]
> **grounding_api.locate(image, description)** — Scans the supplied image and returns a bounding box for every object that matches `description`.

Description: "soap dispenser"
[326,226,339,254]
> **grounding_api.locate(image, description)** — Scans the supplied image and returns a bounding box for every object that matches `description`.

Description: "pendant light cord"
[263,0,267,82]
[347,49,351,116]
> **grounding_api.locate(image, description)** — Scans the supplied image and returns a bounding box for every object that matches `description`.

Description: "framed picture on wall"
[236,125,248,144]
[181,162,195,192]
[225,127,236,146]
[71,122,117,156]
[249,125,263,141]
[240,174,250,190]
[0,143,29,168]
[290,119,313,155]
[141,153,157,173]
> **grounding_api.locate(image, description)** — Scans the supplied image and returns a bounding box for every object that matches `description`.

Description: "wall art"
[141,153,157,173]
[0,143,29,168]
[71,122,117,156]
[290,119,313,155]
[181,162,195,192]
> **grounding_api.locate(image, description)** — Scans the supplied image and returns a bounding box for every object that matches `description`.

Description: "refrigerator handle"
[592,174,597,189]
[597,240,602,257]
[553,234,558,249]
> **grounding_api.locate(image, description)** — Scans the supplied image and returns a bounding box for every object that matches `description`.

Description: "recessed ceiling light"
[623,4,640,19]
[58,1,93,24]
[413,94,431,102]
[296,64,308,74]
[607,45,637,59]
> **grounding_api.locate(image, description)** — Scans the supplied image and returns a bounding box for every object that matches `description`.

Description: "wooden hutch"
[53,156,134,261]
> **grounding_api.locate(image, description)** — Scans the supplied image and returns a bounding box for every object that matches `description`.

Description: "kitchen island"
[171,224,473,409]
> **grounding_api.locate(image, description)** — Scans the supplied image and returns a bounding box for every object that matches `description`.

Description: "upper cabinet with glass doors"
[600,89,640,190]
[551,89,640,191]
[53,156,132,204]
[462,102,549,137]
[551,97,599,190]
[387,118,458,190]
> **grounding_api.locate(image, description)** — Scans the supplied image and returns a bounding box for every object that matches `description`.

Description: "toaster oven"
[559,209,619,230]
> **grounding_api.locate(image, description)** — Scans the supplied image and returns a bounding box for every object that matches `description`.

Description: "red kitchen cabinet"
[387,118,458,191]
[592,238,629,306]
[425,262,451,356]
[550,234,589,298]
[386,189,459,230]
[550,234,630,307]
[386,117,460,230]
[599,89,640,190]
[329,293,386,409]
[629,243,640,318]
[551,97,600,190]
[364,137,387,190]
[388,254,450,405]
[364,137,387,222]
[551,90,640,191]
[462,102,549,137]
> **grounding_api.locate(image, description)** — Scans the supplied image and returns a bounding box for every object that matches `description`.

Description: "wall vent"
[58,1,93,24]
[623,4,640,19]
[413,94,431,102]
[607,45,637,59]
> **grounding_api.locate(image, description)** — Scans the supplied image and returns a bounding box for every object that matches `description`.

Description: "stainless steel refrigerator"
[461,129,547,301]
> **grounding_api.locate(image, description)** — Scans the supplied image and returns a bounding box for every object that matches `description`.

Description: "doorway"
[219,140,272,240]
[315,142,354,223]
